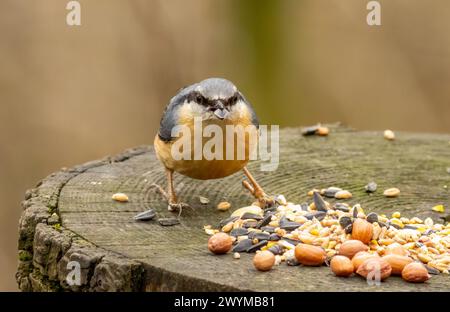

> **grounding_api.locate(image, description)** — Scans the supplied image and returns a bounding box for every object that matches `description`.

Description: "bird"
[153,78,272,212]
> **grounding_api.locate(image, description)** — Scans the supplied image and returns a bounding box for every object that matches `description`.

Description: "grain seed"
[112,193,129,202]
[384,129,395,140]
[217,201,231,211]
[335,190,352,199]
[383,188,400,197]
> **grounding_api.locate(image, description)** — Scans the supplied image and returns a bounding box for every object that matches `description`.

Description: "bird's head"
[183,78,245,121]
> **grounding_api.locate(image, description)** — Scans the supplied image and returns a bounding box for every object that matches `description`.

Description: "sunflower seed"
[279,217,302,230]
[260,226,275,233]
[425,265,441,275]
[300,203,309,211]
[241,212,263,220]
[158,217,179,226]
[313,192,329,212]
[232,239,253,252]
[324,187,342,198]
[305,211,326,221]
[282,237,301,246]
[248,232,270,241]
[230,228,249,237]
[366,212,378,223]
[301,125,319,136]
[246,240,268,253]
[344,224,353,234]
[219,216,239,228]
[352,206,359,218]
[269,233,281,241]
[339,216,353,229]
[134,209,156,221]
[243,220,259,228]
[268,244,283,255]
[256,213,274,228]
[199,196,210,204]
[334,203,350,212]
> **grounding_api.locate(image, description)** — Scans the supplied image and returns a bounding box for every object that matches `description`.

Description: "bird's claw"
[168,202,190,218]
[168,202,190,212]
[242,180,274,208]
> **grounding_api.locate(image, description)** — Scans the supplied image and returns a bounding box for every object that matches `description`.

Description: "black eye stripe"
[185,91,242,106]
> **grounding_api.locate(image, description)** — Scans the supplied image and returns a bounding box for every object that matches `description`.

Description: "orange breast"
[154,117,257,180]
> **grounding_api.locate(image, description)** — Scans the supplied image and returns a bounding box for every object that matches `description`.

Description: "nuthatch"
[153,78,272,212]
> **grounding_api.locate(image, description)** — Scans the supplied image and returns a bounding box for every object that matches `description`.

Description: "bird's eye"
[195,95,204,104]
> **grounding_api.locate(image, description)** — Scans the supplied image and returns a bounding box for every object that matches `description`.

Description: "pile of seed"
[205,190,450,283]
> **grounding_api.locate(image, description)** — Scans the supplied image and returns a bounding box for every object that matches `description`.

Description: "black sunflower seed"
[256,213,274,229]
[241,212,263,221]
[305,211,326,221]
[219,216,239,228]
[334,203,350,212]
[260,226,275,233]
[282,238,301,246]
[269,233,281,241]
[300,203,309,211]
[246,240,268,253]
[339,216,353,229]
[344,224,353,234]
[313,192,328,212]
[134,209,156,221]
[230,228,249,237]
[390,223,402,230]
[232,239,253,252]
[301,125,319,136]
[249,232,270,241]
[268,244,283,255]
[158,217,180,226]
[366,212,378,223]
[425,265,440,275]
[279,216,302,230]
[324,187,342,198]
[243,220,259,228]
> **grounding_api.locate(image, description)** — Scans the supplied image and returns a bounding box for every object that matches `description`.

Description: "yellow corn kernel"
[400,217,410,224]
[310,228,319,236]
[390,218,404,229]
[261,241,278,251]
[392,211,401,218]
[417,226,427,234]
[432,204,445,213]
[417,253,432,263]
[327,241,337,250]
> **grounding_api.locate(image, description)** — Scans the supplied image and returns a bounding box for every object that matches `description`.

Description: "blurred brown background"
[1,0,449,291]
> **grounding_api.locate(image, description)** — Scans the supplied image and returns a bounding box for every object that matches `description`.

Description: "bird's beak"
[212,101,229,120]
[213,108,228,120]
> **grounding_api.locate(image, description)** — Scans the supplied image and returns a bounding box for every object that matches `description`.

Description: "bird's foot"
[168,202,190,212]
[242,180,274,208]
[150,183,191,217]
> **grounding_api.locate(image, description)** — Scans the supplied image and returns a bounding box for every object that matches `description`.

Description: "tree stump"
[17,125,450,291]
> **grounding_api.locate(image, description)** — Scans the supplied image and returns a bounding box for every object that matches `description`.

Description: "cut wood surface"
[17,125,450,291]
